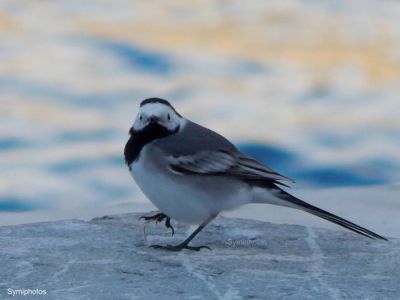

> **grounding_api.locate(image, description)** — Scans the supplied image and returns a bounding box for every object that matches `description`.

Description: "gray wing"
[152,120,237,156]
[166,149,295,187]
[155,120,293,186]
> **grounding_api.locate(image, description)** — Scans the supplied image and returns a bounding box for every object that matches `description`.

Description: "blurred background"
[1,0,399,226]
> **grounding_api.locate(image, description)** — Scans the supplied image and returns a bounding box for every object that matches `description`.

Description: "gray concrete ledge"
[0,213,399,300]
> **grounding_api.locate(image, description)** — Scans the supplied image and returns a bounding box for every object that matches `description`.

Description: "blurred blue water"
[0,119,398,212]
[0,198,40,212]
[238,143,390,188]
[56,129,117,143]
[0,138,28,150]
[0,76,137,106]
[238,143,297,170]
[1,38,398,213]
[0,139,396,212]
[93,40,173,75]
[48,155,123,173]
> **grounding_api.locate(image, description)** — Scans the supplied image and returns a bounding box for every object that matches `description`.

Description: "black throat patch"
[124,123,178,167]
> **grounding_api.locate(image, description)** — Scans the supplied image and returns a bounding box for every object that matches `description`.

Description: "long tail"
[278,189,387,241]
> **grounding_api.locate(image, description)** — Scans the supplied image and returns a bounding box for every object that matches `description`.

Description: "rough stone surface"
[0,213,399,300]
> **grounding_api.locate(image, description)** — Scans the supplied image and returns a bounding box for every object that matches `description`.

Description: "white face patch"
[132,103,185,132]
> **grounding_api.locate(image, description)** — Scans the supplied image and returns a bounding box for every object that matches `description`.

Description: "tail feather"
[278,189,387,241]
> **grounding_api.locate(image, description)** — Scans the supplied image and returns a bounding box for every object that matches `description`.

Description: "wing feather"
[167,149,294,186]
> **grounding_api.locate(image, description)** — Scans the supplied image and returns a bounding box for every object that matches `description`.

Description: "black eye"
[139,115,143,120]
[167,113,171,120]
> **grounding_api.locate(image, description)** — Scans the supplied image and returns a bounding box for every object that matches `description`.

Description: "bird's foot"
[150,243,211,252]
[140,213,175,235]
[164,217,175,236]
[140,212,166,222]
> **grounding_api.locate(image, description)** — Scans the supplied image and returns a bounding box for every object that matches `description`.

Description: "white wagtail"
[124,98,387,251]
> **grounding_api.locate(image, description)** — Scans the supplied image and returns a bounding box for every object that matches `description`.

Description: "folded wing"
[167,149,294,187]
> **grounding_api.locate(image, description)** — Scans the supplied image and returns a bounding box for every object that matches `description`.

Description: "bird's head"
[130,98,184,135]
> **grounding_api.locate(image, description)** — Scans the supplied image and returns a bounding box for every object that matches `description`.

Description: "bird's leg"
[140,212,175,235]
[150,214,216,251]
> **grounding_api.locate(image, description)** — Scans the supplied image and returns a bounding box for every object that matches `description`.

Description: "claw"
[150,244,211,252]
[140,213,176,236]
[165,217,175,236]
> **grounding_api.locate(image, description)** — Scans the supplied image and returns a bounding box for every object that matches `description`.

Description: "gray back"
[153,120,237,156]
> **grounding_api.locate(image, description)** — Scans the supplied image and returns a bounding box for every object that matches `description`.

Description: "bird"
[124,97,387,251]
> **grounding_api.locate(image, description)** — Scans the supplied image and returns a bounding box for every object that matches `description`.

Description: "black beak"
[129,127,134,135]
[149,116,159,124]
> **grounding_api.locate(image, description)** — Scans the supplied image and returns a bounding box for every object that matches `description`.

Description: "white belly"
[130,147,250,224]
